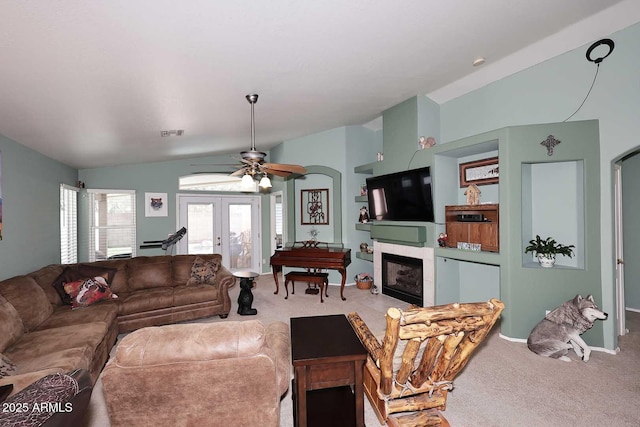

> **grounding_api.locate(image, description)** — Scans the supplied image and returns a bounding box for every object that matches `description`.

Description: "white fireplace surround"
[374,241,435,306]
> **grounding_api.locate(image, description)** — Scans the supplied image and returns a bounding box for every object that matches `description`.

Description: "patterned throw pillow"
[0,353,18,378]
[63,276,118,309]
[52,265,118,305]
[186,256,220,286]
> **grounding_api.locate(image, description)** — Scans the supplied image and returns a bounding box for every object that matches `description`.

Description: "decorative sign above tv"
[365,167,434,222]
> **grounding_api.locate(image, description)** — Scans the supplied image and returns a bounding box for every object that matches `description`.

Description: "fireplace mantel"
[370,223,428,246]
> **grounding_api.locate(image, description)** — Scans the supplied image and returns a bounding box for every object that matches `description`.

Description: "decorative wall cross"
[541,135,561,156]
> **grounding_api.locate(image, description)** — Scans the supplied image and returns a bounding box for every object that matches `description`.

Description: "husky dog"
[527,294,608,362]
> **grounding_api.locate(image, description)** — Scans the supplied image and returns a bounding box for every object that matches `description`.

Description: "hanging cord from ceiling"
[563,38,615,122]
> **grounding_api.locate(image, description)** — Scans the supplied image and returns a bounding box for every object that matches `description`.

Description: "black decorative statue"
[237,276,258,315]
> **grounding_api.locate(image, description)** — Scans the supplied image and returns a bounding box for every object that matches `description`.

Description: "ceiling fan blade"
[262,168,291,177]
[263,163,307,174]
[230,168,246,177]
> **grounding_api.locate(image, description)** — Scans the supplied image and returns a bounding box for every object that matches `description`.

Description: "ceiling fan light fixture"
[240,173,256,191]
[259,174,272,189]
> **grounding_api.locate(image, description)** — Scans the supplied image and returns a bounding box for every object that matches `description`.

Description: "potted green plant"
[524,235,575,268]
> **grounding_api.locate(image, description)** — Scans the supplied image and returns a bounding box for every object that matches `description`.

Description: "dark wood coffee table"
[291,314,367,427]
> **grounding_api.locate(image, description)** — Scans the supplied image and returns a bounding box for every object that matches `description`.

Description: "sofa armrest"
[216,264,236,289]
[264,321,291,397]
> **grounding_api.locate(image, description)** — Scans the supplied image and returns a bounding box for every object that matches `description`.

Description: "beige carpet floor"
[84,274,640,426]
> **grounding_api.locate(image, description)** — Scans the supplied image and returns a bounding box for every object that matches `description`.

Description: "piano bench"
[284,271,329,303]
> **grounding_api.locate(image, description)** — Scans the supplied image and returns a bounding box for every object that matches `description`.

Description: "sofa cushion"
[173,285,219,306]
[0,276,53,331]
[0,294,24,352]
[80,259,130,294]
[117,287,174,316]
[29,264,65,305]
[37,303,118,331]
[52,265,118,305]
[5,322,109,361]
[126,256,172,291]
[1,353,18,378]
[186,256,220,286]
[8,347,93,378]
[63,277,118,309]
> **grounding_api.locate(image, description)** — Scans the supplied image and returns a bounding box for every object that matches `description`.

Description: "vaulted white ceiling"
[1,0,639,169]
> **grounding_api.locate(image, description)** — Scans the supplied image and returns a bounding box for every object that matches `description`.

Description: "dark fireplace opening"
[382,253,423,306]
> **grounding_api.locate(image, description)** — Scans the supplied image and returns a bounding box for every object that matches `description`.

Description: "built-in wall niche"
[432,139,498,233]
[521,161,585,269]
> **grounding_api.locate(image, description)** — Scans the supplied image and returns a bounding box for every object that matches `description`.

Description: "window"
[60,184,78,264]
[178,174,257,192]
[88,189,136,261]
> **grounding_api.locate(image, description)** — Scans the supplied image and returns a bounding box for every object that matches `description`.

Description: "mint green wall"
[78,155,271,262]
[0,134,77,280]
[440,22,640,349]
[382,95,440,174]
[273,125,381,283]
[622,152,640,310]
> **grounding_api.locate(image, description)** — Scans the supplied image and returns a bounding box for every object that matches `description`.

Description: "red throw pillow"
[63,276,118,309]
[52,265,118,305]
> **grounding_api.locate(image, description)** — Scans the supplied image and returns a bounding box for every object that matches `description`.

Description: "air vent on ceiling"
[161,130,184,137]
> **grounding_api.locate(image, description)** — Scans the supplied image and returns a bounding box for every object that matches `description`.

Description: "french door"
[177,194,261,273]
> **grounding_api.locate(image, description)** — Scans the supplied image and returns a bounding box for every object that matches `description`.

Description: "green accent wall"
[78,156,272,262]
[439,22,640,349]
[0,134,77,280]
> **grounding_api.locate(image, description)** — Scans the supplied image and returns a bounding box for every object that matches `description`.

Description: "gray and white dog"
[527,294,608,362]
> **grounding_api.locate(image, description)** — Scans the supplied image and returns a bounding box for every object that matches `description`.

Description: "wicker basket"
[356,280,372,290]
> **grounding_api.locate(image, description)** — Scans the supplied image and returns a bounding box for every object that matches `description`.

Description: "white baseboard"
[498,333,619,355]
[626,307,640,313]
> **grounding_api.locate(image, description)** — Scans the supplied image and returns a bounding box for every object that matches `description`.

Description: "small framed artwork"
[145,192,168,217]
[301,188,329,225]
[459,157,499,187]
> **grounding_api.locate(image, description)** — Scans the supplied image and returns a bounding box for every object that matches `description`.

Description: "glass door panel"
[178,194,260,272]
[186,202,217,254]
[227,203,253,269]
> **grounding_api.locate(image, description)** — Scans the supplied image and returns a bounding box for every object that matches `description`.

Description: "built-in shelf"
[355,223,372,231]
[356,252,373,262]
[355,195,368,203]
[435,247,501,266]
[522,261,582,270]
[354,161,378,174]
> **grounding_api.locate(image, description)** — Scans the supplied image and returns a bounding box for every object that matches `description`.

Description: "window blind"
[60,184,79,264]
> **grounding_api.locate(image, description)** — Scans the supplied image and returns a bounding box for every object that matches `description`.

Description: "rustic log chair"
[347,298,504,427]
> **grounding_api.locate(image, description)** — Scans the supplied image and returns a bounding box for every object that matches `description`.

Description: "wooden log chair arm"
[348,298,505,427]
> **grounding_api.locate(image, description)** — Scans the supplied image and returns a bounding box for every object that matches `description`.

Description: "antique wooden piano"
[270,241,351,300]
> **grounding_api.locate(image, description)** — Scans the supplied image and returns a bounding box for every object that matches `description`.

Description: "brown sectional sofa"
[0,254,235,395]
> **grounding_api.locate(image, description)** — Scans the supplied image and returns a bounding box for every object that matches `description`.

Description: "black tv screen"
[365,167,434,222]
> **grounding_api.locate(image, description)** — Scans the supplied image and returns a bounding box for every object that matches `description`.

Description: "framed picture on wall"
[300,188,329,225]
[145,192,168,217]
[459,157,499,187]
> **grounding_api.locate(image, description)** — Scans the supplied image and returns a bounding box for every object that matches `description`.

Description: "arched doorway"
[286,165,342,244]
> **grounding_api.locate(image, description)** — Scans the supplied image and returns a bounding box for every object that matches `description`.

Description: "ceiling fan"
[196,94,307,189]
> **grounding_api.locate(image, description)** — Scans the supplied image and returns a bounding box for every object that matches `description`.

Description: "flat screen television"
[365,167,434,222]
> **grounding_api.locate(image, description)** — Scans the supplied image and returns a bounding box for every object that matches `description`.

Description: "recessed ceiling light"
[472,57,486,67]
[161,130,184,137]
